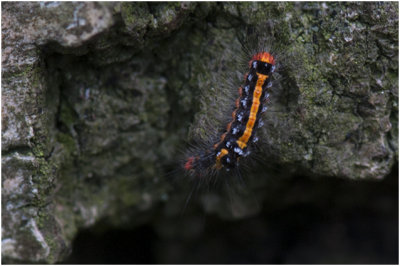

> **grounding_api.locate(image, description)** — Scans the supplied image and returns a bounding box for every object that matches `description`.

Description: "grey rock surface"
[1,2,398,263]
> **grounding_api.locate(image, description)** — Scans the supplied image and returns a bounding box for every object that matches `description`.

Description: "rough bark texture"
[1,2,398,263]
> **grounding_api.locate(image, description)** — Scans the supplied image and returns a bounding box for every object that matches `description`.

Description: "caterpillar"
[184,51,276,178]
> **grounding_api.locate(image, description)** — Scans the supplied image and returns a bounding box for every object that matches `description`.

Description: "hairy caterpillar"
[184,51,276,178]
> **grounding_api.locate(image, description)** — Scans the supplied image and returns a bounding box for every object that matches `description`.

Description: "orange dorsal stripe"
[236,73,268,149]
[215,148,229,169]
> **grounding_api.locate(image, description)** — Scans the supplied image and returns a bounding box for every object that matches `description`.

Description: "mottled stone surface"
[1,2,398,263]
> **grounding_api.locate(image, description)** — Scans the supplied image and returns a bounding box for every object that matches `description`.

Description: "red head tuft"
[250,52,275,66]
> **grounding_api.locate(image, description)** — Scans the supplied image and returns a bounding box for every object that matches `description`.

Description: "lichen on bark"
[1,2,398,263]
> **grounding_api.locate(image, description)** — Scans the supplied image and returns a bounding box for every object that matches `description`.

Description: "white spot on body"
[252,61,257,69]
[267,82,272,88]
[232,127,239,135]
[237,113,243,122]
[271,65,276,72]
[234,147,244,155]
[241,99,247,108]
[248,74,253,81]
[257,120,264,128]
[262,106,268,113]
[244,85,250,94]
[253,136,259,143]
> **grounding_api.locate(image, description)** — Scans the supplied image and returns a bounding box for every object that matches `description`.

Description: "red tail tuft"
[184,157,195,171]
